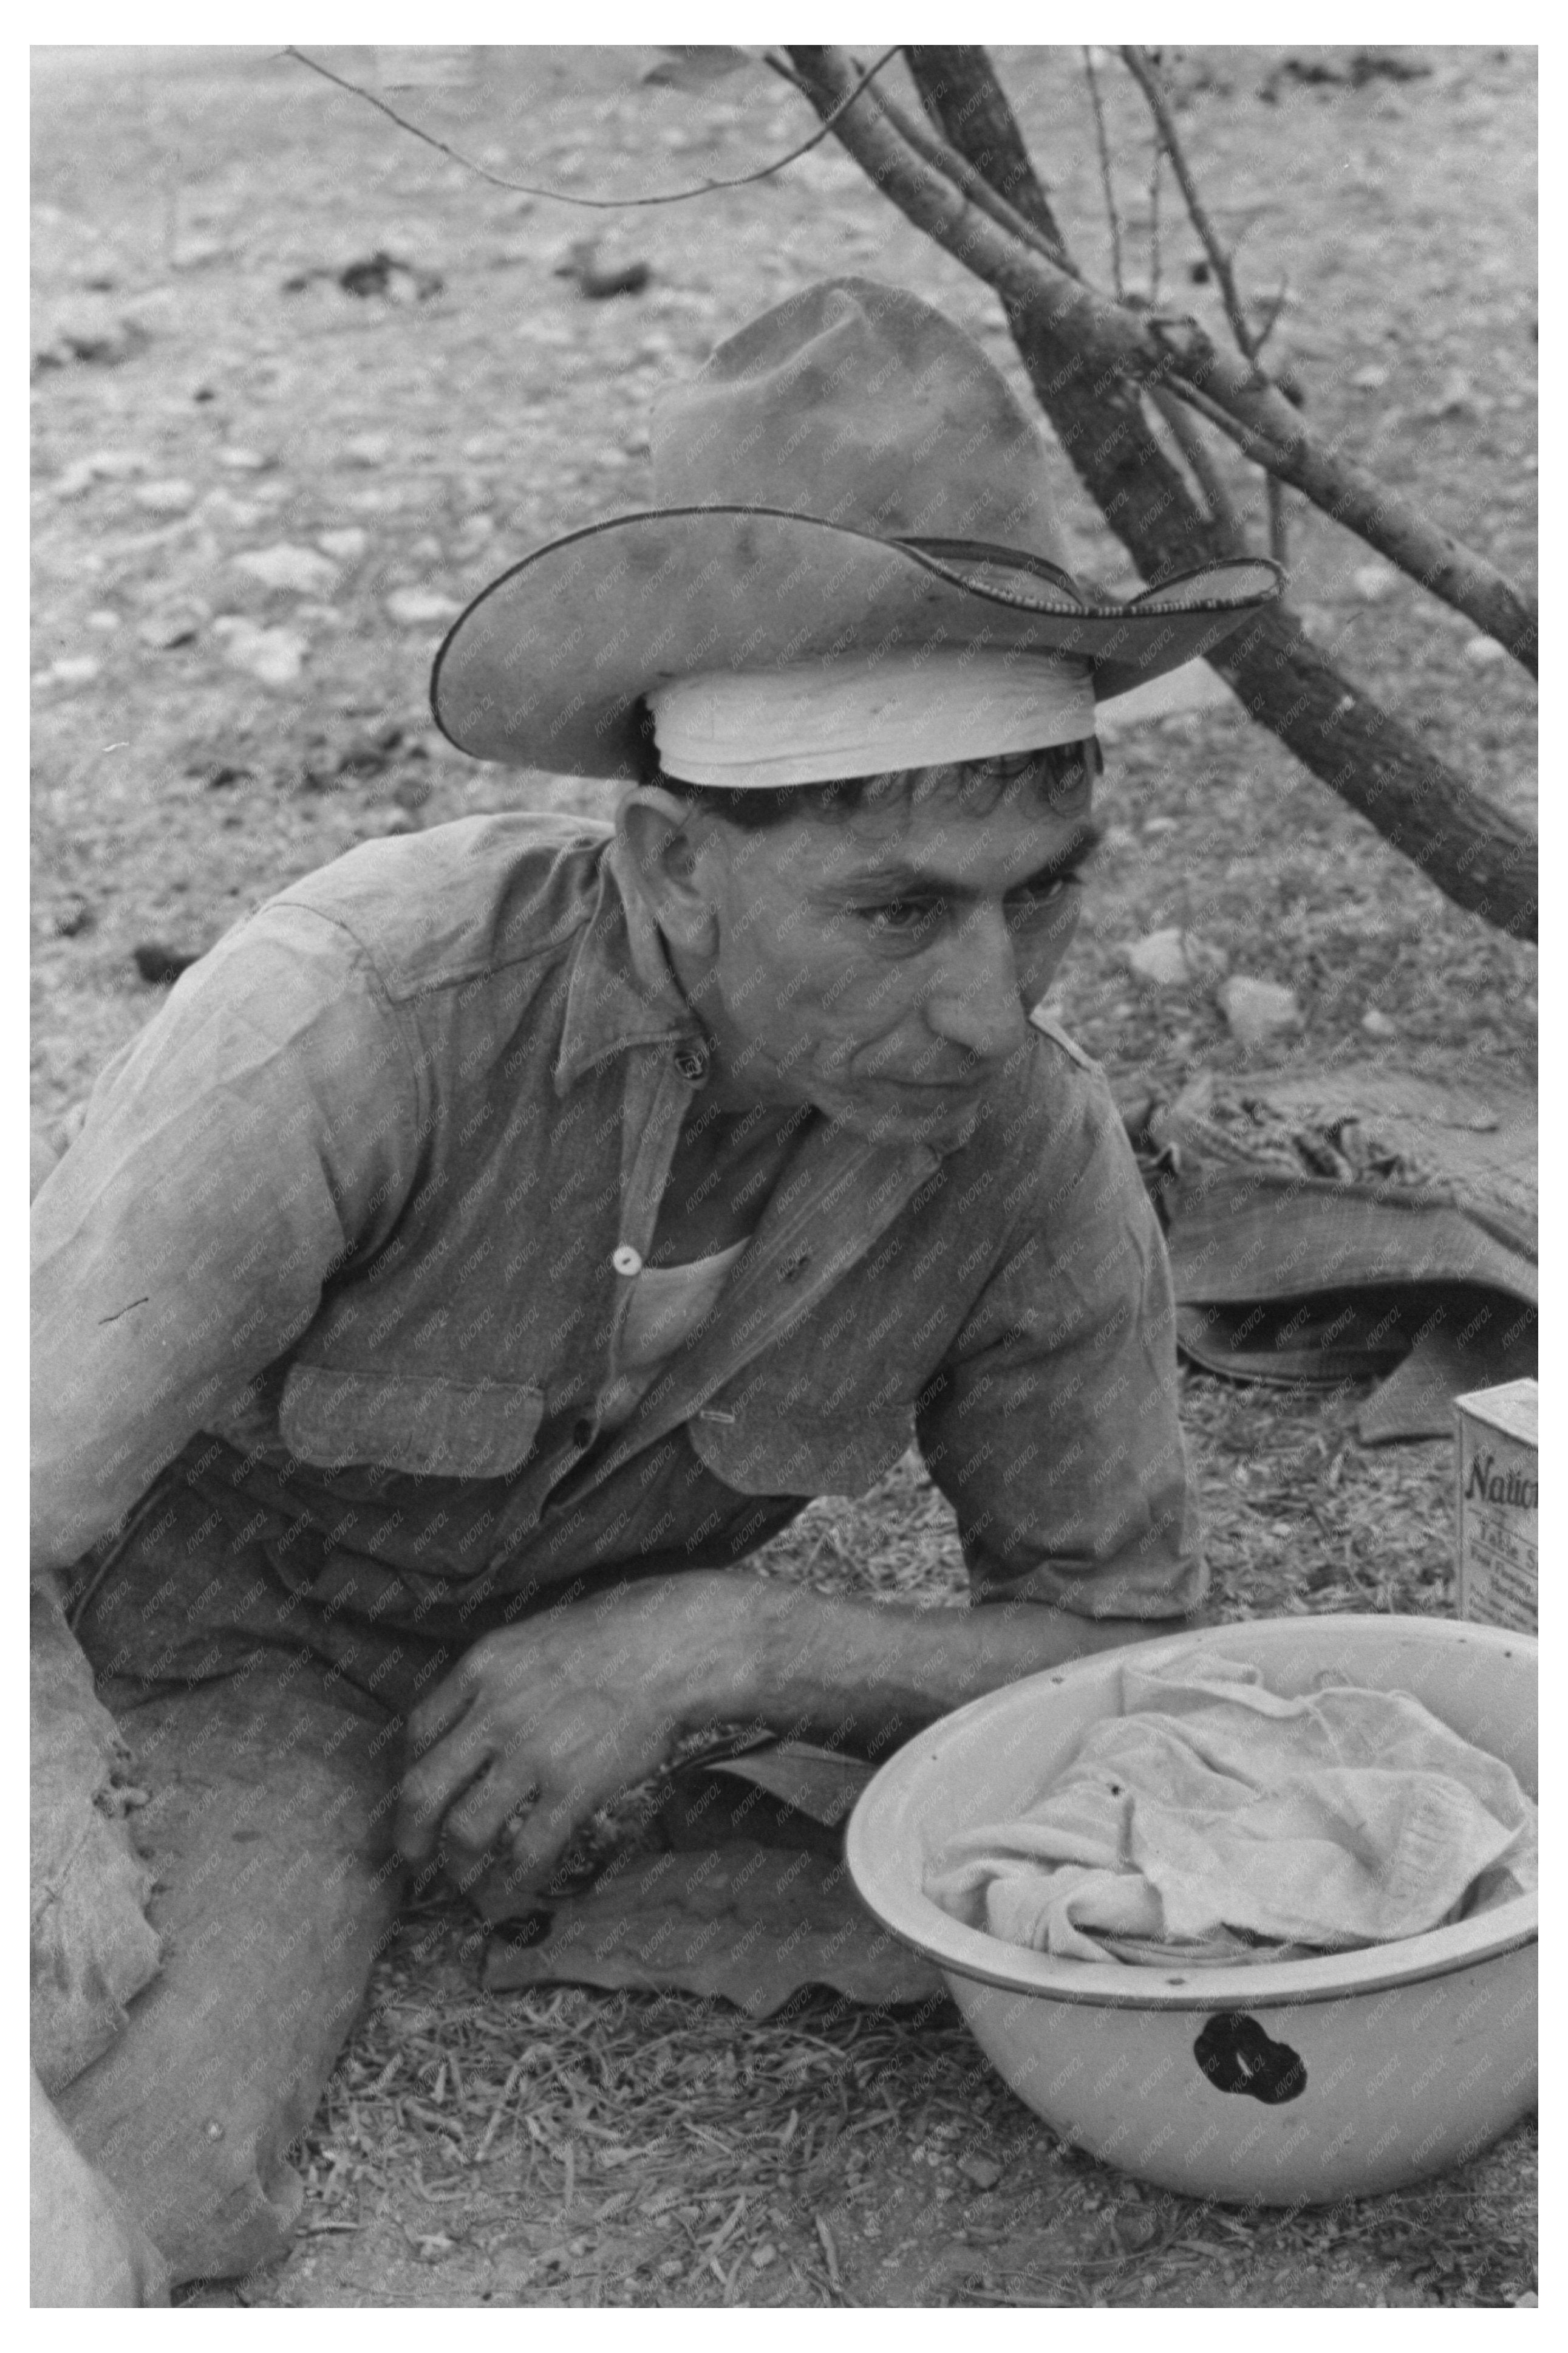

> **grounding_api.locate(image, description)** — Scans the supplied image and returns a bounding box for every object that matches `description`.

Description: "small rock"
[1351,562,1398,603]
[957,2153,1004,2190]
[85,609,121,632]
[1141,815,1179,837]
[345,431,393,466]
[1121,928,1191,988]
[554,237,652,299]
[86,448,149,479]
[1426,366,1473,417]
[199,488,264,531]
[132,478,197,516]
[233,542,339,596]
[46,655,102,686]
[385,587,462,626]
[54,448,148,499]
[213,619,307,688]
[132,941,202,986]
[1351,363,1391,390]
[751,2244,778,2270]
[52,894,95,938]
[1462,636,1508,668]
[1101,824,1136,852]
[138,601,208,651]
[219,446,272,473]
[316,527,369,563]
[53,461,100,501]
[171,234,235,272]
[581,259,652,299]
[33,313,151,374]
[1360,1007,1397,1040]
[1218,974,1303,1050]
[1513,2291,1537,2307]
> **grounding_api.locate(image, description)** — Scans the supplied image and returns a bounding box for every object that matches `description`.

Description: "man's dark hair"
[630,695,1102,830]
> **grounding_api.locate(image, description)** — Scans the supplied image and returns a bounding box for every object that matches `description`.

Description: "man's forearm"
[719,1577,1195,1755]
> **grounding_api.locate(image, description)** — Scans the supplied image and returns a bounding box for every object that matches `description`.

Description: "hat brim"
[430,507,1283,776]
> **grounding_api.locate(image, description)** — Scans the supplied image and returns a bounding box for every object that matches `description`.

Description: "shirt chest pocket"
[278,1364,547,1480]
[689,1402,914,1500]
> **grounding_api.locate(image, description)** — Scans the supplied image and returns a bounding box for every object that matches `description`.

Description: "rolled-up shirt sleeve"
[30,903,420,1571]
[916,1056,1206,1620]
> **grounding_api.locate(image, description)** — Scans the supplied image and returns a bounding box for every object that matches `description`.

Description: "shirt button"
[612,1243,643,1277]
[673,1042,709,1084]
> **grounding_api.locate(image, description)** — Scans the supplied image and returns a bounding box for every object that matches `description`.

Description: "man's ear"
[618,787,720,952]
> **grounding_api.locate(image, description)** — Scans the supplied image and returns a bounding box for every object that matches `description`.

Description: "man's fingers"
[395,1719,496,1858]
[442,1754,544,1856]
[499,1784,585,1890]
[406,1655,486,1754]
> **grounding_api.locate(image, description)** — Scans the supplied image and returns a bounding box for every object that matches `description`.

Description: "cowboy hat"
[431,277,1283,777]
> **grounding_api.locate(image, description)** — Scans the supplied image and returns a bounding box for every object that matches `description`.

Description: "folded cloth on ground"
[924,1656,1537,1966]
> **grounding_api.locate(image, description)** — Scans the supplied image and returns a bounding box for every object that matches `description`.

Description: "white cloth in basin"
[924,1656,1538,1965]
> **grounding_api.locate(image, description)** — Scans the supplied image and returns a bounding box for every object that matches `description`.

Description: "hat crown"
[652,277,1070,569]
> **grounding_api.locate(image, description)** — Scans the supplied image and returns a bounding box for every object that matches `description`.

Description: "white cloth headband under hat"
[648,651,1096,790]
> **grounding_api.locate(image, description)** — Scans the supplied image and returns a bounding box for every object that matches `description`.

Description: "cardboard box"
[1454,1378,1538,1633]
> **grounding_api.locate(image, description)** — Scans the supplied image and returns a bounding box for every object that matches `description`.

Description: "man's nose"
[922,906,1029,1062]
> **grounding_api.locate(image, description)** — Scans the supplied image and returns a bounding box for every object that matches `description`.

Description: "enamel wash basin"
[846,1616,1536,2205]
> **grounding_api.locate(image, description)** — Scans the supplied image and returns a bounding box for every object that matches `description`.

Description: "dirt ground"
[32,43,1536,2309]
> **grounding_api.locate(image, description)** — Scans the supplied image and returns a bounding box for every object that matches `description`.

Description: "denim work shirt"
[31,812,1205,1638]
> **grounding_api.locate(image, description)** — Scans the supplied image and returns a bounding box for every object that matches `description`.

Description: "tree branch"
[867,83,1079,278]
[788,47,1535,678]
[1119,47,1289,561]
[1145,386,1250,553]
[787,45,1534,938]
[283,43,902,212]
[1120,47,1258,359]
[1082,48,1125,298]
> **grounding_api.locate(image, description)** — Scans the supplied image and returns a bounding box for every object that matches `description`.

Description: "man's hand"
[395,1572,762,1892]
[394,1563,1196,1899]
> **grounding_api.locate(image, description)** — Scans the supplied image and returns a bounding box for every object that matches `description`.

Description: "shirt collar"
[555,832,704,1093]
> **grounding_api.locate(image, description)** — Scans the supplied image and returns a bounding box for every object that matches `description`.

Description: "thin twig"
[866,79,1081,279]
[1120,46,1261,362]
[282,44,902,211]
[1146,384,1249,553]
[1154,365,1298,570]
[1120,44,1287,559]
[1251,278,1291,355]
[1148,135,1162,304]
[1081,48,1125,296]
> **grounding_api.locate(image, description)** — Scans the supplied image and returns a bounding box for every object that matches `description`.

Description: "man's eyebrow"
[828,822,1104,899]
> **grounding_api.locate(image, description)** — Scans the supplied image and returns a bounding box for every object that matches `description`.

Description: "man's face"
[678,753,1099,1147]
